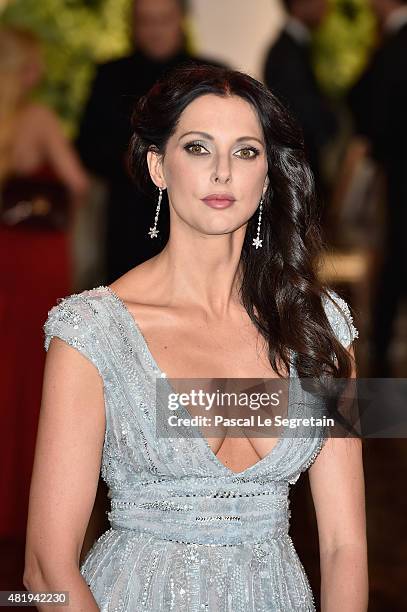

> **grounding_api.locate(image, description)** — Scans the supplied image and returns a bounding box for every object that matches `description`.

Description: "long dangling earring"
[148,187,163,239]
[252,197,264,249]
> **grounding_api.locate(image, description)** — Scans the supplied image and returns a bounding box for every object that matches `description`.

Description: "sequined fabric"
[43,286,358,611]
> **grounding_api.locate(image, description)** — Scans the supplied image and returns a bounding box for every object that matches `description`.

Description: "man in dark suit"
[348,0,407,375]
[76,0,224,283]
[263,0,337,198]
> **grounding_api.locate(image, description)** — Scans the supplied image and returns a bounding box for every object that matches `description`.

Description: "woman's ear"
[146,147,167,189]
[262,175,270,197]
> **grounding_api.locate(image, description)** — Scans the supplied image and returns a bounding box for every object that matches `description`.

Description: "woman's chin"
[191,222,246,239]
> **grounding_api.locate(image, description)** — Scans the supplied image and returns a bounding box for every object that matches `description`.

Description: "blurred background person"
[0,26,89,545]
[76,0,225,284]
[262,0,338,206]
[348,0,407,376]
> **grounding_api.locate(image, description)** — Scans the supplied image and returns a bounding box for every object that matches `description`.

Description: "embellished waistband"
[108,490,290,546]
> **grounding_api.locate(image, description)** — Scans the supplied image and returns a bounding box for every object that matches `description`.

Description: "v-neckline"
[101,284,296,477]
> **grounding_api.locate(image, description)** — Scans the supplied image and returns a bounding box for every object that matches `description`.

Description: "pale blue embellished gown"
[43,285,358,611]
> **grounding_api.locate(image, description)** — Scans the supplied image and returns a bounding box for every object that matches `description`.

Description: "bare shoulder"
[17,103,61,139]
[108,257,180,339]
[21,102,56,122]
[109,259,160,306]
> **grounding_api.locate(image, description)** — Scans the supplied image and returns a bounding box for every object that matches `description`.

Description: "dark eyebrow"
[178,131,264,146]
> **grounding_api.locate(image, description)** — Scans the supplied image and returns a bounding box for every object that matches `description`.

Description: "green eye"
[235,147,259,159]
[184,142,208,155]
[184,142,260,158]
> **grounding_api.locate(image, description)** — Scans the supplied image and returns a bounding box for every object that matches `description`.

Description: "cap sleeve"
[43,293,105,381]
[323,289,359,349]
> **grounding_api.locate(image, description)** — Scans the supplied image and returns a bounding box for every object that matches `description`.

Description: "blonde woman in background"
[0,26,89,546]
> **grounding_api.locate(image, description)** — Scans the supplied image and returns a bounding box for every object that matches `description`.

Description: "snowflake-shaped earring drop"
[148,187,163,238]
[252,197,264,249]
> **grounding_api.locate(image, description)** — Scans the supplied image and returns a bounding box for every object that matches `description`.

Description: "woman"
[24,65,368,610]
[0,26,89,541]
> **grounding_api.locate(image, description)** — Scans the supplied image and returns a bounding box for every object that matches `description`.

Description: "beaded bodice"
[43,285,357,550]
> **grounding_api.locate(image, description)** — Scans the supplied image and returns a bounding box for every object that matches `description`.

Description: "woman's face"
[149,93,269,238]
[21,49,44,93]
[132,0,184,61]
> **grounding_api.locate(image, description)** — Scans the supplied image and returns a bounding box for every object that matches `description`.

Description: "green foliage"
[0,0,132,135]
[313,0,376,96]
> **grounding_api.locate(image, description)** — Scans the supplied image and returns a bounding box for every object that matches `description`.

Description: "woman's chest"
[9,112,44,174]
[135,320,291,470]
[141,318,288,380]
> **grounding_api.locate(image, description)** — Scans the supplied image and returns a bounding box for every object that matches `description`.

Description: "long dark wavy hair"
[128,63,355,382]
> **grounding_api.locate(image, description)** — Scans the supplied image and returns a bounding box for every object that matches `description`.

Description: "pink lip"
[201,193,236,209]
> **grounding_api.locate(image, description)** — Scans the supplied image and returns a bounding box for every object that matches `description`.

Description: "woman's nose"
[211,154,232,184]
